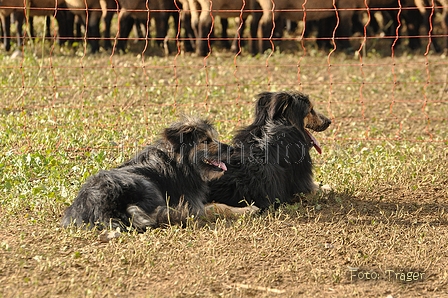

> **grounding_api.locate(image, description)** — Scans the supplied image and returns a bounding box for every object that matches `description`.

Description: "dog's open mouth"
[305,129,322,154]
[204,159,228,171]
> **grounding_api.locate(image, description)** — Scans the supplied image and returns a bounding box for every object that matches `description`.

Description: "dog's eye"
[198,139,212,145]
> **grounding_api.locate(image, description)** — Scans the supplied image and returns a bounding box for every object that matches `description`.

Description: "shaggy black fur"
[208,91,331,210]
[62,118,231,231]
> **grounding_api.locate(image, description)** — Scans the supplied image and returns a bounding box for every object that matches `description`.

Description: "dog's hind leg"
[127,201,192,231]
[126,205,161,231]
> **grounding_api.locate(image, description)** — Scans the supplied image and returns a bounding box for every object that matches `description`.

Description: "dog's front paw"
[312,182,333,198]
[204,203,260,217]
[319,184,332,194]
[240,205,260,214]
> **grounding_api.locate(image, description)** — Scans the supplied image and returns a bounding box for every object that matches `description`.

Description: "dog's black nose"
[322,117,331,129]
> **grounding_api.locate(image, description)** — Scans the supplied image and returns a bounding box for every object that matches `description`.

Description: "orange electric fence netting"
[0,0,447,155]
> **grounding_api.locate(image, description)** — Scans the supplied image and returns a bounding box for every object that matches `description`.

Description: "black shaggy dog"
[62,118,232,231]
[208,91,332,210]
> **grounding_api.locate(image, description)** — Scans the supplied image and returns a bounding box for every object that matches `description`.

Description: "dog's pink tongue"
[212,160,227,171]
[305,130,322,154]
[219,161,227,171]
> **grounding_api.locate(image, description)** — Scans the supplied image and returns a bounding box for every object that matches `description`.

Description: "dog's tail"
[126,199,195,231]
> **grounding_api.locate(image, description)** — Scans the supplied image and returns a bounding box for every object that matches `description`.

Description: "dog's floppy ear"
[162,118,215,151]
[268,92,311,128]
[162,122,196,151]
[267,92,294,120]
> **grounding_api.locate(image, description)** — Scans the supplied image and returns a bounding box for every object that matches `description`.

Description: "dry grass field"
[1,32,448,297]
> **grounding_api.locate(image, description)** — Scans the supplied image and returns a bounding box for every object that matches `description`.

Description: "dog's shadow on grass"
[282,188,448,227]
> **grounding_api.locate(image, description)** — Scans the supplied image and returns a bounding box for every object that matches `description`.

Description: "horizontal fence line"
[2,62,446,68]
[6,36,448,41]
[7,138,448,156]
[2,103,447,108]
[10,122,447,129]
[1,82,445,88]
[11,137,447,154]
[10,117,448,126]
[2,7,447,13]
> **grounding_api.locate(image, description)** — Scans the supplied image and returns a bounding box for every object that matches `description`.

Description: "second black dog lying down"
[208,91,332,210]
[61,118,249,232]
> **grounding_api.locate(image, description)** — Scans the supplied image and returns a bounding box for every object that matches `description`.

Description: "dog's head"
[255,91,331,153]
[163,117,232,181]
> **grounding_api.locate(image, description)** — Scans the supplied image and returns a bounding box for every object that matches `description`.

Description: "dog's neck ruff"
[305,129,322,154]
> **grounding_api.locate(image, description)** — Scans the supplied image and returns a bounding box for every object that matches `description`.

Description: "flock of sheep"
[0,0,447,55]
